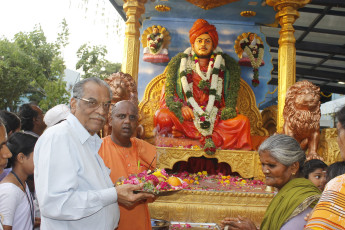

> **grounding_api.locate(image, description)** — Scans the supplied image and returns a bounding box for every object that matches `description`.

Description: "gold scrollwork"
[149,189,273,225]
[155,4,171,12]
[185,0,240,10]
[240,11,256,17]
[317,128,341,165]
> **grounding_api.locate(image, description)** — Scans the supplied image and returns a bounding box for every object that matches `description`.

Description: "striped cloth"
[305,174,345,230]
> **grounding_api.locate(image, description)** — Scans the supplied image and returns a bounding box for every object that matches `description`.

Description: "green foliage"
[76,43,121,79]
[0,20,70,111]
[0,39,36,111]
[39,77,70,111]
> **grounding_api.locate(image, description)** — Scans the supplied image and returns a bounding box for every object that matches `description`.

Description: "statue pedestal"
[149,189,274,226]
[157,147,265,180]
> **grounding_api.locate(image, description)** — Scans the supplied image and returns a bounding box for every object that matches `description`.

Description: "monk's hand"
[220,216,257,230]
[182,106,194,121]
[115,183,154,207]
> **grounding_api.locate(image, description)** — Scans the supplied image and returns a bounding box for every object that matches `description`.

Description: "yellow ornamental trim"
[240,11,256,17]
[155,4,171,12]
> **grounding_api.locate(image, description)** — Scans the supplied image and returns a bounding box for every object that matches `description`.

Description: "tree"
[0,19,70,111]
[0,39,37,111]
[76,43,121,79]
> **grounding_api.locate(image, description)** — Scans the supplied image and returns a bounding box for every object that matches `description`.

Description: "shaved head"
[111,100,138,118]
[110,100,139,147]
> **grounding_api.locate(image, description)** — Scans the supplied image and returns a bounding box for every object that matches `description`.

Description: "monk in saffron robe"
[99,101,156,230]
[154,19,252,154]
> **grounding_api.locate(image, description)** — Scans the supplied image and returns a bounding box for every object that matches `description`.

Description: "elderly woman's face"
[337,122,345,160]
[260,151,295,190]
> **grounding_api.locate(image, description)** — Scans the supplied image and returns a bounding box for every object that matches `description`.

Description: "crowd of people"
[0,18,344,230]
[0,76,344,230]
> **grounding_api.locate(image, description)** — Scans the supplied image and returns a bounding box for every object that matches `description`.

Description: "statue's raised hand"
[181,106,194,121]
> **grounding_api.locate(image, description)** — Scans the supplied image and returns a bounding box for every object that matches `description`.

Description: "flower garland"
[147,33,164,54]
[179,47,224,136]
[179,47,224,154]
[241,38,264,87]
[164,48,241,155]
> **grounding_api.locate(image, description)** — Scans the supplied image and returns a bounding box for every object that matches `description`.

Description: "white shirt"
[34,114,119,230]
[0,183,33,230]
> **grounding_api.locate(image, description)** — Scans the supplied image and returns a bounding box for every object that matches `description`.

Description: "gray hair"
[258,134,306,169]
[72,77,112,99]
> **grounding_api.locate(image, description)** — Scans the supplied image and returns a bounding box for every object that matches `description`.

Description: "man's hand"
[34,217,41,228]
[220,216,257,230]
[115,183,154,207]
[182,106,194,121]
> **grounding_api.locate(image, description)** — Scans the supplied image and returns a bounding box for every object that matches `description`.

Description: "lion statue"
[102,72,144,138]
[283,80,321,159]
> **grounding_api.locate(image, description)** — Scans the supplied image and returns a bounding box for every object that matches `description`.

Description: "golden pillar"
[122,0,147,83]
[266,0,310,132]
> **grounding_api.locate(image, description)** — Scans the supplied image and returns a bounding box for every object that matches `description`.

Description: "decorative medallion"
[186,0,240,10]
[155,4,171,12]
[240,11,256,17]
[234,32,264,59]
[141,25,171,63]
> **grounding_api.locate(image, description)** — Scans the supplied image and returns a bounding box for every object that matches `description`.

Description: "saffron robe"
[99,136,157,230]
[154,61,252,150]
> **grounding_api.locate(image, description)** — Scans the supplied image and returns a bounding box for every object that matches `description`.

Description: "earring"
[265,170,269,173]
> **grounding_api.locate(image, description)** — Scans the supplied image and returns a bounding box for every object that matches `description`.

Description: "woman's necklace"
[10,171,34,230]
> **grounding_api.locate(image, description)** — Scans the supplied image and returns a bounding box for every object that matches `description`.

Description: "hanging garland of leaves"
[165,53,187,123]
[221,53,241,120]
[240,38,264,87]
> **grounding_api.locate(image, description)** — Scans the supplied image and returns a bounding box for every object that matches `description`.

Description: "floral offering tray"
[174,171,269,194]
[118,169,188,195]
[170,222,221,230]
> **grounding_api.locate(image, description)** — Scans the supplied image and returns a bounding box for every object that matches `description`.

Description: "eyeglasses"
[74,97,111,110]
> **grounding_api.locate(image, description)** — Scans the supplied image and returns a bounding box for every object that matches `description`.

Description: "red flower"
[218,70,224,79]
[252,79,260,84]
[200,116,206,122]
[186,73,193,83]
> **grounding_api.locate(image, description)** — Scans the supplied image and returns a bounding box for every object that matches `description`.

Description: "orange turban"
[189,19,219,49]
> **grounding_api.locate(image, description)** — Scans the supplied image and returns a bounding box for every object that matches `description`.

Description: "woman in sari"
[221,134,321,230]
[304,105,345,230]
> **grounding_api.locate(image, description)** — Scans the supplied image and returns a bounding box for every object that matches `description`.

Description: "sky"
[0,0,125,72]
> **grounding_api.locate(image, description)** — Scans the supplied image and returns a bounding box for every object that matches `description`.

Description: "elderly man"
[34,78,153,230]
[99,100,156,230]
[18,103,46,137]
[154,19,252,155]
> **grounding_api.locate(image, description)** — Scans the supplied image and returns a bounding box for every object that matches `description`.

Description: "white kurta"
[34,114,119,230]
